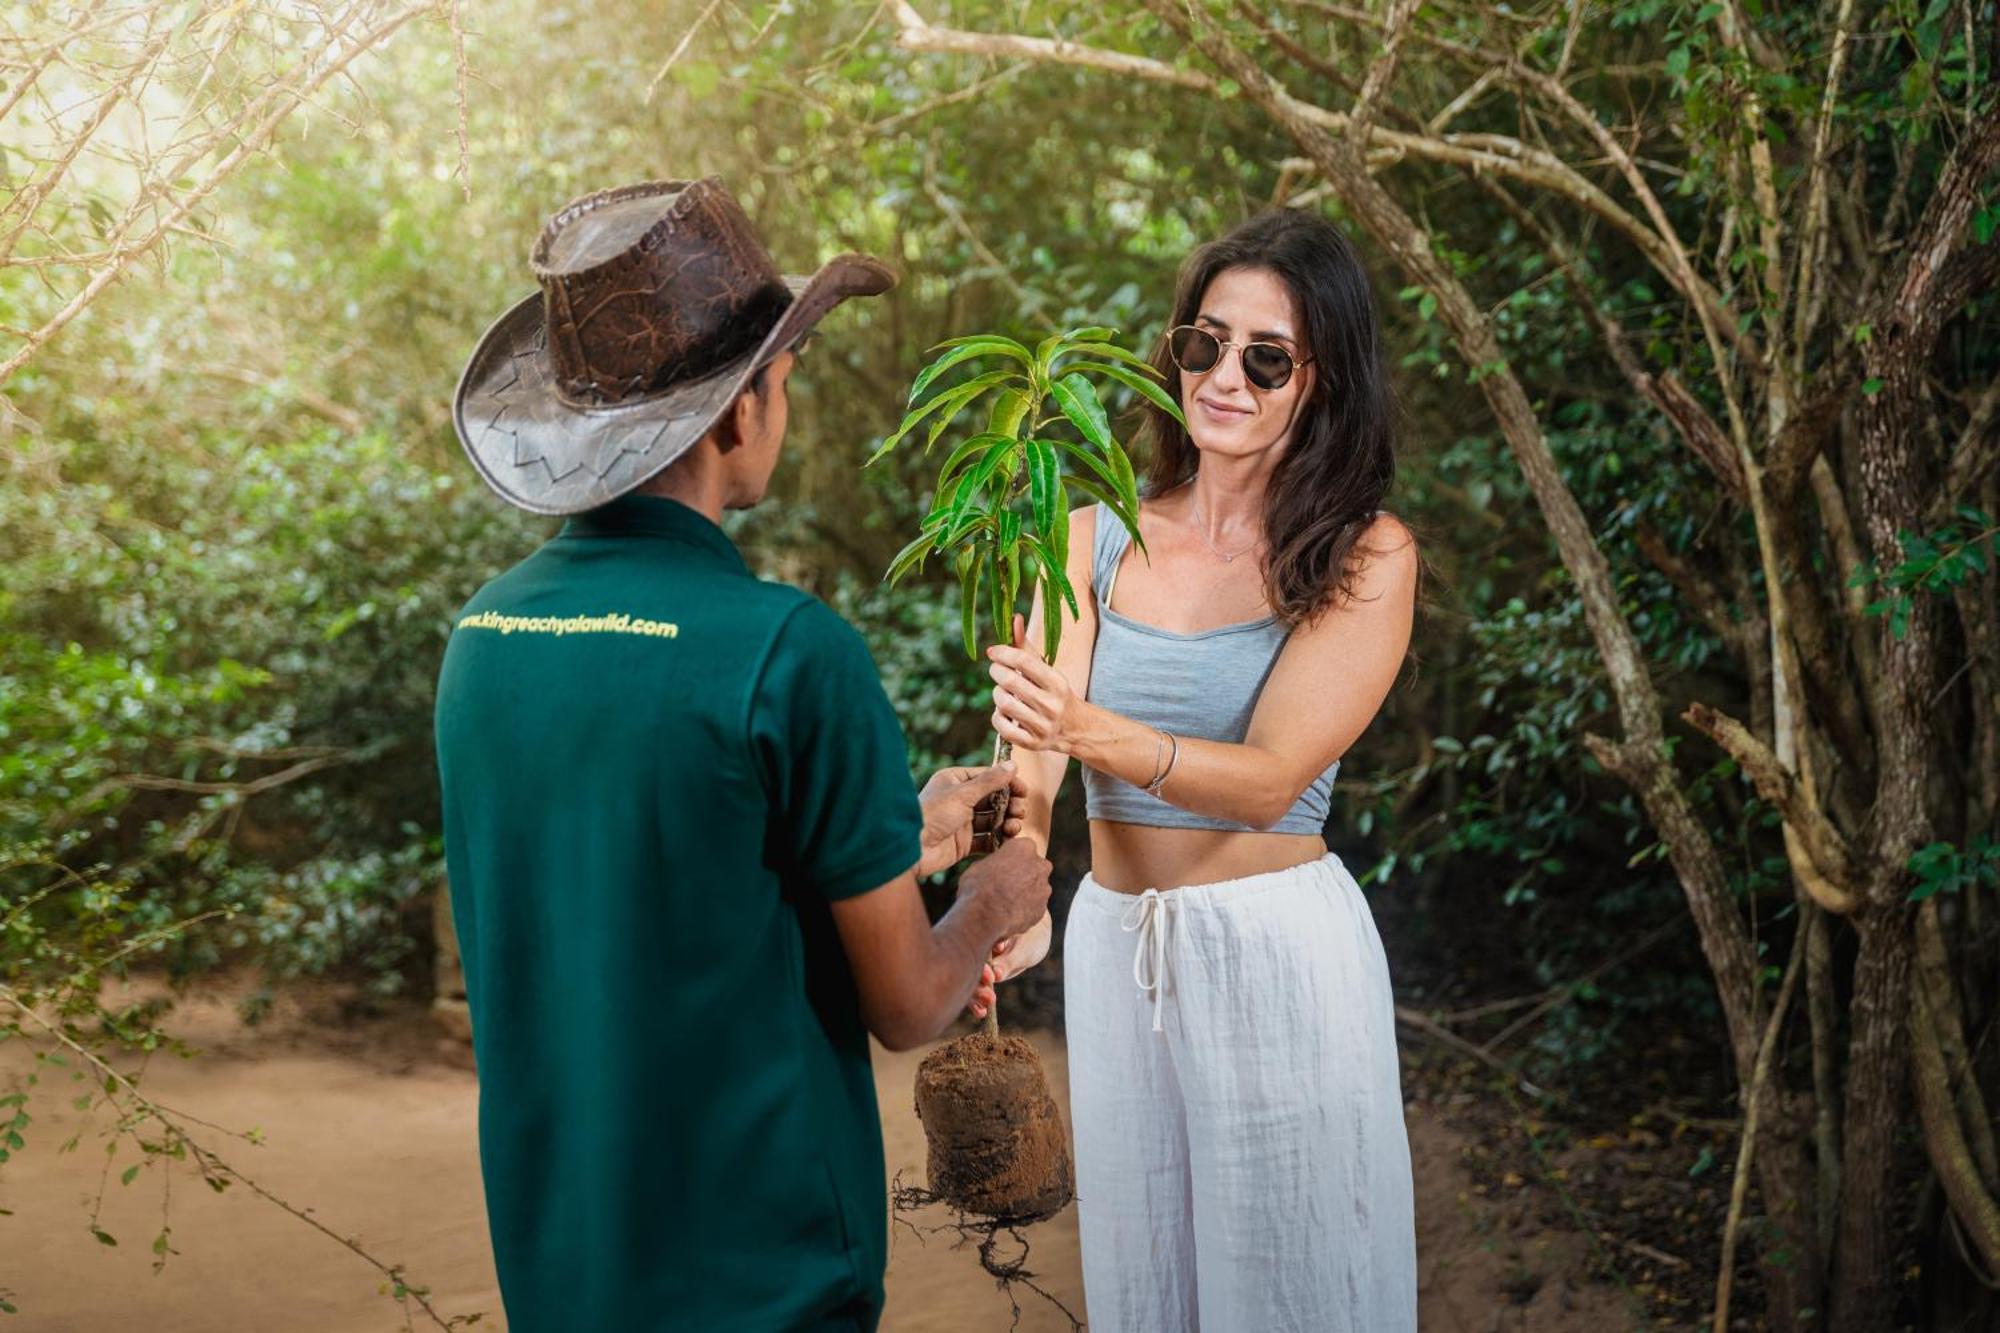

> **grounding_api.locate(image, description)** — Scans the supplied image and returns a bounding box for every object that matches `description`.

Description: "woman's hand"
[965,910,1054,1020]
[988,614,1087,755]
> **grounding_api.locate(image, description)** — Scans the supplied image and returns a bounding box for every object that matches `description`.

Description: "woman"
[971,208,1422,1331]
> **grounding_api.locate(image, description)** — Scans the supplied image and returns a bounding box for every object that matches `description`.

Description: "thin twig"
[1713,901,1812,1333]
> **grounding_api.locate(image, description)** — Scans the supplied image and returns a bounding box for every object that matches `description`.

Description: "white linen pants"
[1063,851,1417,1333]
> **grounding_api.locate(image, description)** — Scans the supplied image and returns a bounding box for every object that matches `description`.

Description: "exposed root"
[892,1170,1084,1331]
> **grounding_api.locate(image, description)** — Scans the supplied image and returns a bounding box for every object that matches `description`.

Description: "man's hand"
[916,763,1026,877]
[957,836,1052,939]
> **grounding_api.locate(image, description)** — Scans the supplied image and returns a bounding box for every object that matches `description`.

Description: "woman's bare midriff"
[1087,820,1328,894]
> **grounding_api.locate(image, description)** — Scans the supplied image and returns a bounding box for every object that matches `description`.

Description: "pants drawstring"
[1120,887,1173,1032]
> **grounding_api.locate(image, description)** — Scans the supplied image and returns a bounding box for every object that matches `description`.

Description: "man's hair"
[631,363,773,496]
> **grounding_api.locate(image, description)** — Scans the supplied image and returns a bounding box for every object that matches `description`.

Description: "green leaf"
[868,370,1016,464]
[959,546,985,661]
[931,332,1034,362]
[986,387,1032,439]
[941,507,995,551]
[1077,360,1186,425]
[1050,373,1113,452]
[883,531,936,588]
[1065,326,1118,341]
[997,507,1023,557]
[1040,565,1064,662]
[1034,330,1067,381]
[907,342,1030,403]
[1047,488,1071,572]
[1026,438,1063,540]
[922,370,1022,452]
[987,532,1011,648]
[1066,474,1145,552]
[1049,437,1121,493]
[92,1225,118,1247]
[1105,434,1138,502]
[937,432,1015,487]
[1026,532,1080,619]
[923,467,979,528]
[998,516,1022,644]
[121,1164,140,1186]
[1057,339,1162,374]
[947,442,1016,533]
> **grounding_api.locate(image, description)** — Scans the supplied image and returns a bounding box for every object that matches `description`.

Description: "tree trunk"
[1829,904,1913,1332]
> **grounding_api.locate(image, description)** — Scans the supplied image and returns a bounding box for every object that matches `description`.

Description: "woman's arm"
[990,514,1419,830]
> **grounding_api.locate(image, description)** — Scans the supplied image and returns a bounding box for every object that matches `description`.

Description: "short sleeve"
[748,598,925,900]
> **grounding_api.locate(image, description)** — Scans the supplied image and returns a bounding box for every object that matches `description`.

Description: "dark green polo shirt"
[434,493,924,1332]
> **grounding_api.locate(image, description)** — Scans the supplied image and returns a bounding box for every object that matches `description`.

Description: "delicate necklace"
[1189,489,1261,563]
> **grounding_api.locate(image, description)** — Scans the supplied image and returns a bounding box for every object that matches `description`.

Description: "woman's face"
[1177,264,1315,462]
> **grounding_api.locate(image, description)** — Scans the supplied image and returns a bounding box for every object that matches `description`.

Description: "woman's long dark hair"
[1138,208,1409,628]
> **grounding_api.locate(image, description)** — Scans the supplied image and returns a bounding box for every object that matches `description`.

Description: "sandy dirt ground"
[0,975,1642,1331]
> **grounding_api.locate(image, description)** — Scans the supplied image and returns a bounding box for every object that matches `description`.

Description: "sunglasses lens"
[1243,343,1295,390]
[1169,325,1222,374]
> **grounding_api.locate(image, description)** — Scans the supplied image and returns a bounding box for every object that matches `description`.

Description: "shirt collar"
[559,493,748,572]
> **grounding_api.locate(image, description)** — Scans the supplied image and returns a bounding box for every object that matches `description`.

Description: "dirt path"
[0,976,1640,1331]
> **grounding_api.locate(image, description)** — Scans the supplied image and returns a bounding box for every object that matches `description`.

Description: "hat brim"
[452,254,895,516]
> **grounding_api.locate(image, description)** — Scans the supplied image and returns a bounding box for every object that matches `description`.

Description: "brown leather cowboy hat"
[452,176,896,515]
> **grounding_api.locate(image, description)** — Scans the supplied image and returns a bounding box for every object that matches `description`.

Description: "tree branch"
[1714,899,1812,1333]
[1683,702,1861,913]
[0,2,437,385]
[1941,375,2000,520]
[891,2,1751,355]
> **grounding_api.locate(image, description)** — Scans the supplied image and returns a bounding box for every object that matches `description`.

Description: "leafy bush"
[2,427,538,993]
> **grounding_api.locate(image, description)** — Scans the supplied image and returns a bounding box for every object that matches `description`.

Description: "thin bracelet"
[1145,731,1180,798]
[1142,727,1169,790]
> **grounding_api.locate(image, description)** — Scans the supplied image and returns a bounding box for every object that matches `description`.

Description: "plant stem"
[983,730,1013,1038]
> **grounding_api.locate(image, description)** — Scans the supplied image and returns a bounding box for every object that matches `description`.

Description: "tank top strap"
[1090,500,1132,603]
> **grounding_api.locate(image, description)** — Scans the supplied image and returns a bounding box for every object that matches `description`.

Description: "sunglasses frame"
[1165,323,1312,391]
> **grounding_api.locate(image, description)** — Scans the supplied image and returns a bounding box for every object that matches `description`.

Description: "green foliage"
[1,427,538,993]
[867,327,1176,662]
[823,572,992,782]
[1907,837,2000,903]
[1850,506,1998,640]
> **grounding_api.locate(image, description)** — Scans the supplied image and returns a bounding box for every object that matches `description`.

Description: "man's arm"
[829,838,1051,1051]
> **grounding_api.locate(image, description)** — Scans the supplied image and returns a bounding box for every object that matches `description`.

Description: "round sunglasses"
[1167,324,1311,391]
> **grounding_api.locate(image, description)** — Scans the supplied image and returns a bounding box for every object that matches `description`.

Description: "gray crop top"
[1080,501,1339,834]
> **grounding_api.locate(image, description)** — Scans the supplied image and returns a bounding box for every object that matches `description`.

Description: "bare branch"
[1714,901,1813,1333]
[892,3,1751,350]
[892,1,1211,89]
[1347,0,1418,146]
[1790,0,1857,377]
[1913,971,2000,1281]
[1682,702,1861,913]
[0,2,437,385]
[68,750,366,817]
[0,987,468,1330]
[1477,177,1747,499]
[645,0,726,104]
[1941,375,2000,518]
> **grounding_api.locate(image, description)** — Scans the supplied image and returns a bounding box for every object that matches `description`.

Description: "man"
[435,177,1051,1332]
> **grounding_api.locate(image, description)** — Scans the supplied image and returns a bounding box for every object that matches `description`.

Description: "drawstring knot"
[1119,887,1174,1032]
